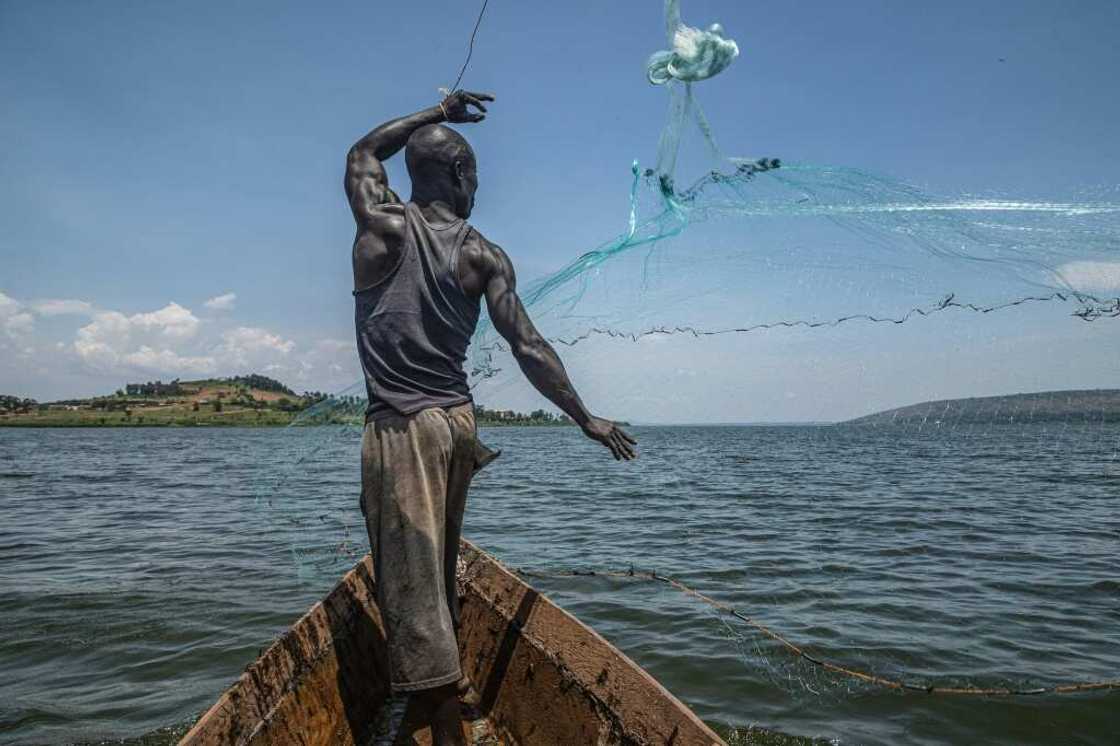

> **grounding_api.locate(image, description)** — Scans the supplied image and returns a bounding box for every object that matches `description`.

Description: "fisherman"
[346,90,637,745]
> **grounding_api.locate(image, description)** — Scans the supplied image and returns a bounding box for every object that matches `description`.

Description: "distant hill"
[0,374,333,427]
[844,389,1120,426]
[122,374,296,399]
[2,377,596,427]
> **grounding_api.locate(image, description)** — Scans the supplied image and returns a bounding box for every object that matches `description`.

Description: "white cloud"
[1058,261,1120,293]
[1,290,358,398]
[217,326,296,369]
[122,346,216,374]
[203,292,237,312]
[74,311,134,369]
[0,291,21,316]
[74,302,203,371]
[128,302,200,339]
[31,299,94,316]
[0,291,34,338]
[69,305,300,381]
[5,313,34,337]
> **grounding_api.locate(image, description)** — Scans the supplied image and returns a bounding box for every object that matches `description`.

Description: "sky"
[1,0,1118,421]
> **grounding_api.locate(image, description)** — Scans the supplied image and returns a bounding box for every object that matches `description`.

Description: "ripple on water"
[0,425,1117,745]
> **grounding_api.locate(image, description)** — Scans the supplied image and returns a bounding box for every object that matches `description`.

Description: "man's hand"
[440,90,494,124]
[582,417,638,461]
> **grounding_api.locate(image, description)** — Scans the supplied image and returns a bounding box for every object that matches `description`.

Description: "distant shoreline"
[842,388,1120,425]
[7,380,1115,429]
[0,376,582,429]
[0,417,579,429]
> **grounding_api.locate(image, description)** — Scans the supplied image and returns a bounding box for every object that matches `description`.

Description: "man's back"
[344,90,635,458]
[354,202,480,418]
[345,90,635,746]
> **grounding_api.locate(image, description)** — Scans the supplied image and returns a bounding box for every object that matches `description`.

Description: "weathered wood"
[181,541,725,746]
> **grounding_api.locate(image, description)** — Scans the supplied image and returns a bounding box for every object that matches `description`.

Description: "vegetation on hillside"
[0,375,328,428]
[843,389,1120,425]
[122,374,296,398]
[2,377,584,428]
[0,395,39,415]
[475,405,575,426]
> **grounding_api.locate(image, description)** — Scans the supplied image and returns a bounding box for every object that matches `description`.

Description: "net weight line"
[469,291,1120,381]
[516,567,1119,697]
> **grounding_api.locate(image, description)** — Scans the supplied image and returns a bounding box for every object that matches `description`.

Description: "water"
[1,425,1117,745]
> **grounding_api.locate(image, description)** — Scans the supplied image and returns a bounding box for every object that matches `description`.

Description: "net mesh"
[254,0,1119,714]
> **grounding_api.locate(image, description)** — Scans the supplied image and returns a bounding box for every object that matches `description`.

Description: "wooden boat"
[180,540,725,745]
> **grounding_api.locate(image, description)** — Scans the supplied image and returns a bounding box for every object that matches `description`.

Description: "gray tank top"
[354,202,481,418]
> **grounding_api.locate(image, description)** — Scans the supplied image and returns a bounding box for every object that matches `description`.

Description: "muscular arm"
[483,245,637,460]
[344,92,492,226]
[345,106,442,224]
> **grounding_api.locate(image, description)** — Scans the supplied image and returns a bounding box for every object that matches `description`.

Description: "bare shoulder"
[364,202,406,234]
[464,229,511,271]
[345,147,402,229]
[459,228,513,298]
[353,203,407,290]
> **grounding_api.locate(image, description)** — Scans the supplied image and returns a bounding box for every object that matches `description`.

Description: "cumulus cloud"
[74,302,203,371]
[0,291,34,339]
[122,346,216,374]
[129,302,200,338]
[1058,261,1120,293]
[217,326,296,369]
[69,304,305,380]
[2,290,354,397]
[203,292,237,312]
[31,299,94,316]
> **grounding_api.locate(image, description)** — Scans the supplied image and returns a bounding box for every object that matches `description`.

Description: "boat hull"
[180,540,724,745]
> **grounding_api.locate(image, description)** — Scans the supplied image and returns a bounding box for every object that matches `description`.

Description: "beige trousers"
[359,403,478,693]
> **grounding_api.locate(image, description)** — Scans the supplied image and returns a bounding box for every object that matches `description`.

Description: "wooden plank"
[181,541,725,746]
[458,542,725,746]
[180,559,390,745]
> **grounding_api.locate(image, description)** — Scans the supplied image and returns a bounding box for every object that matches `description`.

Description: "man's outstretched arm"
[344,91,493,224]
[484,244,637,461]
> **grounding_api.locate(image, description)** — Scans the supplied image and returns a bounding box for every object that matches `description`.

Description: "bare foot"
[457,673,482,710]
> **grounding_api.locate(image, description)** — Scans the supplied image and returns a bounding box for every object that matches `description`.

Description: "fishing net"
[254,0,1119,734]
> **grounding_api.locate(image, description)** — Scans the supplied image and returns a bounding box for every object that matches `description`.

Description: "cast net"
[256,0,1119,734]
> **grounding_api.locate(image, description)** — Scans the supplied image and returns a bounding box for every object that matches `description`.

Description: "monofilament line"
[445,0,490,96]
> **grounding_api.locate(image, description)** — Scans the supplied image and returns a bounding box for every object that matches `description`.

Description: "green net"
[253,1,1119,726]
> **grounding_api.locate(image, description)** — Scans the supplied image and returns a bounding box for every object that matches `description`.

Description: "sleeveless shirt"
[354,202,481,418]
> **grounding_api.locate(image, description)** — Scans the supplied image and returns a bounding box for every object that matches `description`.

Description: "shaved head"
[405,124,478,218]
[405,124,475,182]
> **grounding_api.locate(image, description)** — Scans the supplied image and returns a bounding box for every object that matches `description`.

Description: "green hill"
[843,389,1120,426]
[0,375,332,427]
[0,377,581,428]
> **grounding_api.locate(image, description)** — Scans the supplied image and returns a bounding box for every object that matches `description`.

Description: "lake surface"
[1,424,1117,745]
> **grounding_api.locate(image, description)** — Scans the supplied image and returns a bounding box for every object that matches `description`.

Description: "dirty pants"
[360,403,477,693]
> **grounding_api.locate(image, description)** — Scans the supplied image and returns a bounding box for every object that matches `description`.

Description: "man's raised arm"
[344,91,493,225]
[483,244,638,461]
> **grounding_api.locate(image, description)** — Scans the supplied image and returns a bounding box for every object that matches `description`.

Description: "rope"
[515,567,1120,697]
[444,0,490,97]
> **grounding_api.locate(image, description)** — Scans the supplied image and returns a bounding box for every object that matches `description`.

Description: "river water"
[1,424,1117,745]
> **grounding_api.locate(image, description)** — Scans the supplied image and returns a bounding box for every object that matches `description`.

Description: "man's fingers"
[613,430,631,459]
[468,113,486,123]
[618,428,637,445]
[603,436,621,460]
[610,431,635,460]
[467,91,495,102]
[464,95,488,113]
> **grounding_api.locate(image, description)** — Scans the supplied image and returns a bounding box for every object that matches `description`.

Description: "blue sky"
[1,1,1118,420]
